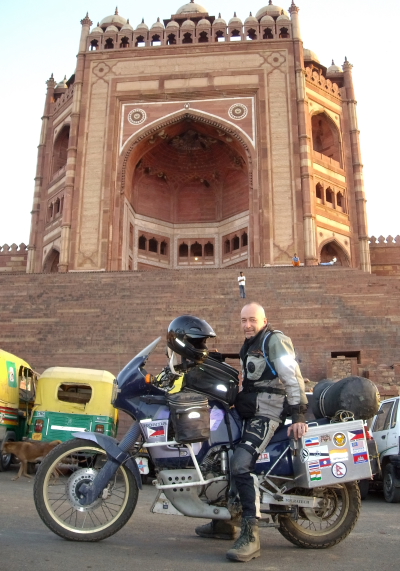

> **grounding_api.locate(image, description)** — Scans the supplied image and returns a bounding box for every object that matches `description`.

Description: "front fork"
[77,421,142,506]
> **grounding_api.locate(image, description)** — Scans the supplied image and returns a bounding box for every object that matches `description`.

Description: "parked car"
[360,397,400,502]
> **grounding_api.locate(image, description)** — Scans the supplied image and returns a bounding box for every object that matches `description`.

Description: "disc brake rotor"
[67,468,103,512]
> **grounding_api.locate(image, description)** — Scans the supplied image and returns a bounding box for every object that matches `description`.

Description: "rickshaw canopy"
[33,367,117,419]
[0,349,36,408]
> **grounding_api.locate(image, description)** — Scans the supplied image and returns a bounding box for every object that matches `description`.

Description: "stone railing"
[369,235,400,277]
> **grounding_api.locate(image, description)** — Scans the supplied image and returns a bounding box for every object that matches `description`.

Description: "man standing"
[238,272,246,298]
[195,302,308,562]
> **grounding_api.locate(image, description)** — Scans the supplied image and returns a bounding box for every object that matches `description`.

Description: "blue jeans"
[239,285,246,298]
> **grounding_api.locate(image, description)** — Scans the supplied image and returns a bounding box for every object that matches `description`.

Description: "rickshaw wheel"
[33,438,139,541]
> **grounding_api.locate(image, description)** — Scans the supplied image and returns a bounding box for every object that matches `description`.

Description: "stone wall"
[369,235,400,277]
[0,244,28,273]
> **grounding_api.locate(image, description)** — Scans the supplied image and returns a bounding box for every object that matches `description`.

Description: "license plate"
[135,456,149,474]
[32,433,42,441]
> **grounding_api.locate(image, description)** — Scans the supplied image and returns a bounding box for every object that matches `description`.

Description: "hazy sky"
[0,0,398,246]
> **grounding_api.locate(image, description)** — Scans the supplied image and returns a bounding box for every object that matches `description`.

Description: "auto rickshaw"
[28,367,118,442]
[0,349,37,470]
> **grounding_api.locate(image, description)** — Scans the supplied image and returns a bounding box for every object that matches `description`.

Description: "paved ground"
[0,464,398,571]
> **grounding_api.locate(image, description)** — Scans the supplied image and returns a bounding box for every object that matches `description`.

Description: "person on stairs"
[195,302,309,562]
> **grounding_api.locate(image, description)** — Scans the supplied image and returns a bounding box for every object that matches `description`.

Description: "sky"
[0,0,398,246]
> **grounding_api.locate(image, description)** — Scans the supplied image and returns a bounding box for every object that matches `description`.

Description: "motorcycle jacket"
[238,326,308,424]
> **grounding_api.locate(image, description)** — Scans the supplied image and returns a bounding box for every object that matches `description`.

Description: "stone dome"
[176,2,207,14]
[151,18,164,30]
[260,14,274,24]
[181,18,196,28]
[213,13,226,26]
[100,9,127,28]
[197,18,211,27]
[56,76,68,89]
[228,13,242,26]
[244,13,258,25]
[105,25,119,33]
[277,13,290,22]
[303,48,320,63]
[166,20,180,29]
[90,23,104,34]
[136,19,149,31]
[120,20,134,32]
[256,3,289,20]
[327,60,343,74]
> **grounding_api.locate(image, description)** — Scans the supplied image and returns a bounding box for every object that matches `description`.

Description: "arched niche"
[52,125,70,176]
[43,248,60,273]
[319,239,350,267]
[311,112,342,166]
[123,117,251,225]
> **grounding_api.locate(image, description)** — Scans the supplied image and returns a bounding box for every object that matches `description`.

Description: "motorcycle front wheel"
[278,482,360,548]
[33,438,139,542]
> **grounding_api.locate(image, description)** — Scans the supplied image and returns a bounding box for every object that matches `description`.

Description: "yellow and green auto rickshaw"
[28,367,118,442]
[0,349,37,470]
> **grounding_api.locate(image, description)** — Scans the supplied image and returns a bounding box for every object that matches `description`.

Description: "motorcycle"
[33,338,363,548]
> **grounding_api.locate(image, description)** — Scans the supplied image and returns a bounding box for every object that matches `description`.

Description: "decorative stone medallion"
[228,103,248,121]
[128,109,147,125]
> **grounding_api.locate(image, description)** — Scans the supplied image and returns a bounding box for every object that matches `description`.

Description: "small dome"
[304,48,320,63]
[151,17,164,30]
[176,2,207,14]
[197,18,211,27]
[166,20,180,29]
[181,18,196,28]
[56,76,68,89]
[244,13,258,25]
[100,8,127,28]
[327,60,343,74]
[136,19,149,31]
[256,3,289,20]
[213,13,226,26]
[260,14,274,24]
[105,25,119,33]
[120,20,134,32]
[228,12,242,26]
[90,23,104,34]
[277,13,290,22]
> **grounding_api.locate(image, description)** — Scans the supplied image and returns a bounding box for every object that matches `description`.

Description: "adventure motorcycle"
[33,338,365,548]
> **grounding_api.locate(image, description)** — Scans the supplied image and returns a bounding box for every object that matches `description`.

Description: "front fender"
[72,431,142,490]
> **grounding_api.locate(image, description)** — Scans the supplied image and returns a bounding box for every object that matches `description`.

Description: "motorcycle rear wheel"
[34,438,139,542]
[278,482,360,548]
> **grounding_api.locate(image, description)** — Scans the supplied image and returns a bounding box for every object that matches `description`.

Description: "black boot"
[226,517,260,562]
[195,519,237,540]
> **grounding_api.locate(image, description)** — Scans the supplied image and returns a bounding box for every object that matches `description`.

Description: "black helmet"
[167,315,216,363]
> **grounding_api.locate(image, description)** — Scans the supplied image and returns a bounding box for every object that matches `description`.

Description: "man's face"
[241,304,267,339]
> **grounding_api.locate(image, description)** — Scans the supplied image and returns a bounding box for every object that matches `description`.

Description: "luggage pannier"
[185,357,239,405]
[167,390,210,443]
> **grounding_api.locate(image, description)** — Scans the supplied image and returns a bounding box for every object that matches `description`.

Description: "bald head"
[241,303,267,339]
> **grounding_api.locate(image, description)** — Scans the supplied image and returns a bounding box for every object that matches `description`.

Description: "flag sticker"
[351,440,367,454]
[330,448,349,463]
[307,445,329,459]
[348,429,364,441]
[305,437,320,447]
[308,460,320,471]
[256,452,270,463]
[310,469,322,482]
[353,452,369,464]
[319,457,332,469]
[148,426,165,438]
[332,462,347,478]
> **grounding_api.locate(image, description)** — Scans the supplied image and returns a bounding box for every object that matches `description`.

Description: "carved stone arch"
[43,247,60,273]
[319,238,350,267]
[118,109,255,196]
[311,110,343,166]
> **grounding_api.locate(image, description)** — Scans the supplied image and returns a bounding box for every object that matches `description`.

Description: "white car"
[368,397,400,502]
